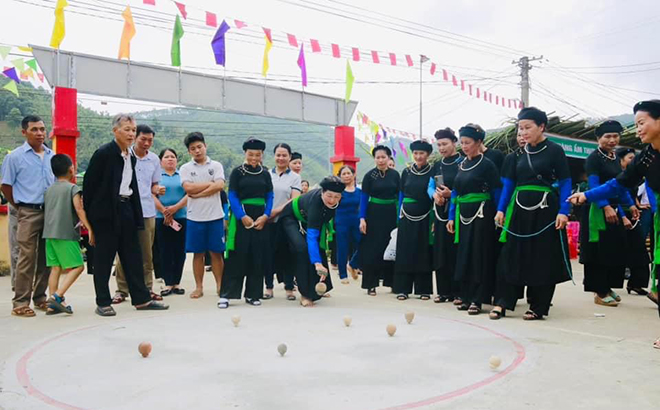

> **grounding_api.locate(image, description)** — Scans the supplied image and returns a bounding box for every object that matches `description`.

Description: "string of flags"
[1,44,47,97]
[356,111,423,166]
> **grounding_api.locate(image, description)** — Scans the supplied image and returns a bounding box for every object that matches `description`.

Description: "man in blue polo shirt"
[1,115,55,317]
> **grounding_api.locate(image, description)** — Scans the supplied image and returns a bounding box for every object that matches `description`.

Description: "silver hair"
[112,113,136,128]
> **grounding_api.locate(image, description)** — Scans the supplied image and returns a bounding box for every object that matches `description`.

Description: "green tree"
[6,108,22,128]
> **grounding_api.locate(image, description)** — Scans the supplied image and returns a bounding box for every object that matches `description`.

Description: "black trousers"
[460,280,491,307]
[627,265,650,289]
[93,201,151,307]
[495,282,556,317]
[435,267,459,297]
[155,218,187,286]
[265,221,295,291]
[393,271,433,296]
[583,263,625,295]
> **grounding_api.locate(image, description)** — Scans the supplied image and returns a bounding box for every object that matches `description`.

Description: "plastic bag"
[383,228,398,261]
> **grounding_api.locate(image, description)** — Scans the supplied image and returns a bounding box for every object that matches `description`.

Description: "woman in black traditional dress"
[569,99,660,349]
[616,147,650,295]
[491,108,572,320]
[278,176,344,307]
[447,124,501,315]
[359,145,400,296]
[219,138,274,308]
[394,140,434,300]
[578,121,635,307]
[428,128,462,303]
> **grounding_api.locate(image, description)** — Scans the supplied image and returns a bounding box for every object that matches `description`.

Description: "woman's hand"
[241,215,255,228]
[622,216,633,230]
[359,218,367,235]
[438,185,452,199]
[433,191,445,206]
[253,215,268,230]
[446,220,455,234]
[315,263,328,281]
[568,192,587,205]
[629,205,640,221]
[555,214,568,230]
[163,206,173,219]
[603,206,618,224]
[494,211,505,227]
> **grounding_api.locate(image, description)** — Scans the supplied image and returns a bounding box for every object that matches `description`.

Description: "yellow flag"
[262,32,273,77]
[50,0,68,49]
[118,6,136,60]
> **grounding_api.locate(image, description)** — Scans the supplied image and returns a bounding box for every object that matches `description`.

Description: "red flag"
[352,48,360,62]
[442,69,448,81]
[287,34,298,47]
[430,63,436,75]
[331,44,341,58]
[206,12,217,27]
[405,55,413,67]
[468,84,473,95]
[452,75,458,86]
[389,53,396,65]
[174,1,187,19]
[371,51,380,64]
[460,80,465,91]
[310,39,321,52]
[362,114,369,124]
[476,88,481,98]
[143,0,155,5]
[234,20,247,29]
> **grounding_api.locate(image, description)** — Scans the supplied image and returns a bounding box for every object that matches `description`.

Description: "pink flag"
[430,63,436,75]
[452,75,458,86]
[263,27,272,42]
[405,55,413,67]
[352,48,360,62]
[520,100,524,108]
[389,53,397,65]
[297,45,307,87]
[476,88,481,98]
[468,84,473,95]
[310,39,321,52]
[287,34,298,47]
[496,96,499,105]
[38,72,44,82]
[460,80,465,91]
[371,51,380,64]
[442,69,448,81]
[206,12,217,27]
[489,94,493,103]
[331,44,341,58]
[174,1,187,19]
[483,91,488,101]
[508,99,512,108]
[234,20,247,29]
[143,0,155,5]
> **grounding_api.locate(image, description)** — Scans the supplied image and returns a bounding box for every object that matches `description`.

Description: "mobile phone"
[434,175,444,187]
[169,220,182,231]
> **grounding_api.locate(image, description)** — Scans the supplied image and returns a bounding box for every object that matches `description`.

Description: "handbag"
[383,228,398,261]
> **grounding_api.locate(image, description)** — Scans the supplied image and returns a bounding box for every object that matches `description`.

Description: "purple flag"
[211,20,231,66]
[2,67,20,84]
[297,45,307,87]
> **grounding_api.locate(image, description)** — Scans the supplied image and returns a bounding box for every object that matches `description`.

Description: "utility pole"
[513,55,543,107]
[420,55,429,139]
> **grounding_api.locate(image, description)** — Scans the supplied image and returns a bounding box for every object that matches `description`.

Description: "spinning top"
[386,324,397,337]
[231,315,241,327]
[277,343,288,357]
[404,311,415,324]
[315,282,327,296]
[138,342,152,358]
[489,355,502,370]
[343,316,352,327]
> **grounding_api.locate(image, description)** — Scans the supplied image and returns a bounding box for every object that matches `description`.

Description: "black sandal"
[368,288,377,296]
[523,310,543,321]
[420,295,430,301]
[489,308,505,320]
[160,288,173,297]
[396,294,408,301]
[627,287,648,296]
[172,288,185,295]
[434,295,452,303]
[467,303,481,315]
[245,298,262,306]
[456,303,469,311]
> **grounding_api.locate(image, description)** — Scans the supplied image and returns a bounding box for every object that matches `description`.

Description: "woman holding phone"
[154,148,188,296]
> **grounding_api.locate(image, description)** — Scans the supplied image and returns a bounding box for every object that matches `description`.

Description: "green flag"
[3,81,19,97]
[171,15,184,67]
[0,46,10,60]
[26,59,38,71]
[345,60,354,103]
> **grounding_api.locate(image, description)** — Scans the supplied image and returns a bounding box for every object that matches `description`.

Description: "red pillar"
[51,87,80,175]
[330,126,360,175]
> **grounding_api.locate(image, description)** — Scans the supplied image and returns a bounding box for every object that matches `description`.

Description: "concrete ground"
[0,259,658,410]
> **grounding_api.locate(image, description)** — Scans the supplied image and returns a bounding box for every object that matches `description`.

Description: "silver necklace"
[410,163,432,176]
[524,143,548,155]
[242,164,264,175]
[597,147,615,161]
[376,168,388,178]
[441,155,461,166]
[459,154,484,172]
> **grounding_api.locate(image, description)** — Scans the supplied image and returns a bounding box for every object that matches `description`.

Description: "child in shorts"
[43,154,94,314]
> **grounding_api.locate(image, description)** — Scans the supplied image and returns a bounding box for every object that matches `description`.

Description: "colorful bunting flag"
[3,80,18,96]
[399,141,408,158]
[0,46,11,60]
[287,34,298,47]
[389,53,396,66]
[143,0,155,5]
[174,1,187,19]
[442,69,448,81]
[352,48,360,62]
[331,44,341,58]
[50,0,68,49]
[23,68,34,79]
[371,51,380,64]
[234,20,247,29]
[25,59,38,71]
[2,67,19,83]
[476,88,481,98]
[310,39,321,52]
[118,6,136,60]
[345,60,354,103]
[211,20,230,66]
[460,80,465,91]
[430,63,436,75]
[38,73,44,83]
[468,84,473,95]
[11,59,24,72]
[452,75,458,86]
[297,45,307,87]
[18,46,33,52]
[171,15,184,67]
[262,28,273,77]
[405,55,413,67]
[206,12,217,27]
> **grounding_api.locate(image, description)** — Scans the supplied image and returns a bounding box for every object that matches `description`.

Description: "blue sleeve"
[648,182,657,212]
[306,228,323,264]
[558,178,571,215]
[397,191,404,220]
[497,177,515,213]
[588,175,610,209]
[228,190,245,219]
[491,187,502,209]
[448,190,458,221]
[223,202,229,217]
[359,191,369,219]
[264,191,274,217]
[427,177,436,200]
[620,189,634,208]
[617,205,626,218]
[584,178,627,204]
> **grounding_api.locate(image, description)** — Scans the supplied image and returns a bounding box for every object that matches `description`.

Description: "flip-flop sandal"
[12,306,36,317]
[654,338,660,349]
[136,301,169,311]
[112,293,126,304]
[420,295,430,301]
[172,288,185,295]
[523,310,543,321]
[263,292,274,300]
[245,298,262,306]
[160,288,173,297]
[34,301,49,312]
[467,304,481,315]
[396,294,408,301]
[368,288,377,296]
[453,298,464,306]
[150,292,164,301]
[286,293,297,301]
[190,290,204,299]
[489,308,505,320]
[456,303,469,311]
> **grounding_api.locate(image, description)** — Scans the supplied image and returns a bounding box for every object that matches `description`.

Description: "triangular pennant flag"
[345,60,354,103]
[174,1,187,19]
[23,68,34,79]
[234,20,247,29]
[38,73,44,83]
[11,59,24,72]
[2,67,20,84]
[118,6,136,60]
[287,34,298,48]
[310,39,321,53]
[25,59,38,71]
[211,20,230,66]
[297,45,307,87]
[3,81,18,96]
[0,46,11,60]
[262,28,273,77]
[50,0,68,49]
[20,71,28,81]
[371,51,380,64]
[171,15,184,67]
[18,46,33,52]
[206,12,217,27]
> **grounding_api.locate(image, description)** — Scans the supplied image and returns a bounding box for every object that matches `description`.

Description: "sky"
[1,0,659,141]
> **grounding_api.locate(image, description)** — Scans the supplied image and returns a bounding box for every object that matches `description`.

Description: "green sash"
[292,196,333,251]
[369,197,397,205]
[453,193,491,244]
[401,197,434,245]
[588,202,607,243]
[225,197,266,258]
[499,185,554,243]
[652,193,660,292]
